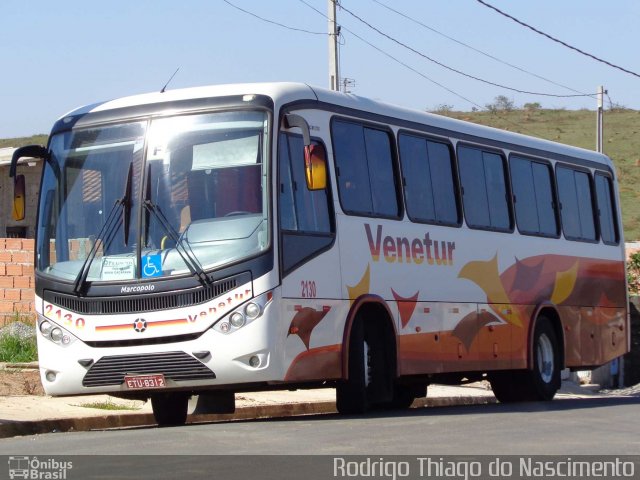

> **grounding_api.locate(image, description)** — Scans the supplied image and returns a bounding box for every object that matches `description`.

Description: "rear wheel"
[529,317,561,400]
[151,392,190,426]
[386,384,426,409]
[489,316,561,402]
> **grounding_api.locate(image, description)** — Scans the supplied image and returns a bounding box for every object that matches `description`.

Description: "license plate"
[124,374,166,389]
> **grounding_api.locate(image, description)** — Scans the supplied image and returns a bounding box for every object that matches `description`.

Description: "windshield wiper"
[72,162,133,294]
[142,199,210,286]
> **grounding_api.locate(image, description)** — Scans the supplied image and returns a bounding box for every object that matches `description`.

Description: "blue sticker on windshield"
[142,254,162,278]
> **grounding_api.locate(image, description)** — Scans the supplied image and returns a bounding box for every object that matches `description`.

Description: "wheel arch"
[341,294,398,379]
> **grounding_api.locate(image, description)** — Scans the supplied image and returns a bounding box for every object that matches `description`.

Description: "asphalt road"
[2,396,638,456]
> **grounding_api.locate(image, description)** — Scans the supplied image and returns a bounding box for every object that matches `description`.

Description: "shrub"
[486,95,515,112]
[628,252,640,295]
[0,320,37,363]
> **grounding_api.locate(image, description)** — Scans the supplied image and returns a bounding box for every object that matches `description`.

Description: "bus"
[11,82,628,425]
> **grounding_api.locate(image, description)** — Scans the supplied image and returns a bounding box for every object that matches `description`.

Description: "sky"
[1,0,639,138]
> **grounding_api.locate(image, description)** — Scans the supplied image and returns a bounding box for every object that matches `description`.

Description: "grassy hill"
[436,107,640,241]
[0,135,48,149]
[2,108,639,239]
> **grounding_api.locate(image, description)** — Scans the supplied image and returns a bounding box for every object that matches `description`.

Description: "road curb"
[0,395,497,439]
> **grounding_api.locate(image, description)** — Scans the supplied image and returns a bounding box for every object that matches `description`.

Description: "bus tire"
[489,371,527,403]
[336,320,369,414]
[489,317,561,403]
[387,384,426,409]
[528,316,561,401]
[151,392,189,426]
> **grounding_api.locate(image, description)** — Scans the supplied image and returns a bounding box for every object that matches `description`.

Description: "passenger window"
[594,173,618,244]
[510,156,558,237]
[398,133,459,225]
[332,119,400,218]
[556,166,596,241]
[458,145,511,231]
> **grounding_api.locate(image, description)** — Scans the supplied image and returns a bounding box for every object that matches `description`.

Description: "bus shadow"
[320,395,640,422]
[167,394,640,429]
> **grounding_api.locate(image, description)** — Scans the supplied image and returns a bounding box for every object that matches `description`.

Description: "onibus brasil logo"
[8,456,72,479]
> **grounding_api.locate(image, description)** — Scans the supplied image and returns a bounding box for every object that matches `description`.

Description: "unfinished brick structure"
[0,238,35,323]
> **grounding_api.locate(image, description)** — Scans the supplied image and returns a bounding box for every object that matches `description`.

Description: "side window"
[398,133,459,225]
[510,156,558,237]
[594,172,619,244]
[556,166,596,241]
[279,133,331,234]
[332,119,400,218]
[458,145,511,231]
[278,132,333,273]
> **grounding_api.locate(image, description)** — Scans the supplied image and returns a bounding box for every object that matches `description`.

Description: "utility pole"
[596,85,605,153]
[342,77,355,94]
[328,0,340,91]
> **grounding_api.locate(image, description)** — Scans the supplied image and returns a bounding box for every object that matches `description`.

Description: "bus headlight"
[50,328,63,343]
[230,312,245,328]
[39,320,53,336]
[37,314,76,346]
[213,291,273,334]
[245,302,261,320]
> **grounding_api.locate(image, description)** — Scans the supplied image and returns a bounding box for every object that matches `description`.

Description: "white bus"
[12,83,628,425]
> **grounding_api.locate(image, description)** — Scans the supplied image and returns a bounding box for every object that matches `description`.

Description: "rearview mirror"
[304,144,327,191]
[12,174,25,221]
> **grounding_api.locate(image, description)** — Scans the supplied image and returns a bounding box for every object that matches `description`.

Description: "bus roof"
[61,81,612,168]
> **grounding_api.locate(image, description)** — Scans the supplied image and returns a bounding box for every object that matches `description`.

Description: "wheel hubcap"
[537,333,554,384]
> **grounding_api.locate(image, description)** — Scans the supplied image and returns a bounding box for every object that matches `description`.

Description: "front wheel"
[151,392,190,426]
[336,320,369,414]
[336,319,394,414]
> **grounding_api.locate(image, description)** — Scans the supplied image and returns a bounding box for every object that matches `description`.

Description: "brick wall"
[0,238,35,323]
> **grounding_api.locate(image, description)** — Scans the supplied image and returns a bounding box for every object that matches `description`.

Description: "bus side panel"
[599,307,628,363]
[280,247,345,383]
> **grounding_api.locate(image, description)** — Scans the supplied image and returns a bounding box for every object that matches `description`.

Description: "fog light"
[230,312,245,328]
[50,327,63,343]
[45,371,57,382]
[40,320,53,337]
[245,302,261,320]
[249,355,260,368]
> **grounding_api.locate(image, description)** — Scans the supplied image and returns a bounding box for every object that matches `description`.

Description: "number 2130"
[301,280,317,298]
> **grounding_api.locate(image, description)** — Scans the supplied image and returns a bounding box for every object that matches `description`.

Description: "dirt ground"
[0,369,44,396]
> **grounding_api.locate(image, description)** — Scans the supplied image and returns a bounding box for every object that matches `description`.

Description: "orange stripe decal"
[96,318,188,332]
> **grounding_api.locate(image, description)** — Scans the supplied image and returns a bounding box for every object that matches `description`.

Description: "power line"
[370,0,594,98]
[221,0,326,35]
[297,0,484,110]
[475,0,640,79]
[299,1,544,134]
[338,2,596,98]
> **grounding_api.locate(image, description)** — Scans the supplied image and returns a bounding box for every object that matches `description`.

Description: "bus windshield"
[37,110,269,283]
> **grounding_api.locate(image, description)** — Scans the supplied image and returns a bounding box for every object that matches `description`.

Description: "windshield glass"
[37,122,146,281]
[37,110,270,283]
[143,111,269,278]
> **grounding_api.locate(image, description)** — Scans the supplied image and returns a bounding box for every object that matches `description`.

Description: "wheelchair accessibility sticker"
[142,254,162,278]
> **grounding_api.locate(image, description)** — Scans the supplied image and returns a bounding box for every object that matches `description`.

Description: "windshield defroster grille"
[44,273,249,315]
